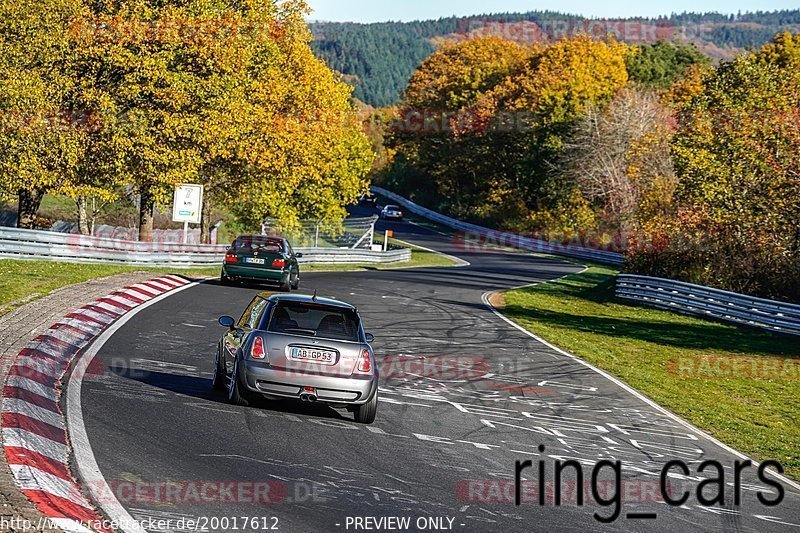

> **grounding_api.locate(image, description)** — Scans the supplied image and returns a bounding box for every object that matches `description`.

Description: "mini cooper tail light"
[272,258,286,268]
[251,337,266,359]
[356,349,372,374]
[225,253,238,263]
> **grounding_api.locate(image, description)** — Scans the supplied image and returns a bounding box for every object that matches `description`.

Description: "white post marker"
[383,230,393,252]
[172,184,203,244]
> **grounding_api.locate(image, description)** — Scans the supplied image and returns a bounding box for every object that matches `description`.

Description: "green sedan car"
[221,235,302,291]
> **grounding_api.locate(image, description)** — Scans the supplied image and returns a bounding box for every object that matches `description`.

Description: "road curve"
[67,214,800,533]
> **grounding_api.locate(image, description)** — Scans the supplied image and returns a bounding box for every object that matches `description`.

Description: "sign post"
[172,184,204,244]
[383,230,393,252]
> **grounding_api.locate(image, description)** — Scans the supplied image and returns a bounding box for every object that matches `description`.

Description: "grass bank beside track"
[496,264,800,481]
[0,260,219,316]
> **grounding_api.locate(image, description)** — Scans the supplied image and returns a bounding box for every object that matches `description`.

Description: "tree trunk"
[138,187,155,242]
[17,189,44,229]
[77,196,90,235]
[200,191,211,244]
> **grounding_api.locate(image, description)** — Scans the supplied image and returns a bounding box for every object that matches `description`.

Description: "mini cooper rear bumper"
[241,360,378,405]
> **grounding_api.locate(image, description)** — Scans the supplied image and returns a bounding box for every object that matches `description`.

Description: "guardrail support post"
[368,222,374,248]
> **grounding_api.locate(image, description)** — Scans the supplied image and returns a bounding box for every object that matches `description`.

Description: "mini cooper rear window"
[267,303,360,342]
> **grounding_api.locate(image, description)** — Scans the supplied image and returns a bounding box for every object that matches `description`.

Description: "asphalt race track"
[67,210,800,533]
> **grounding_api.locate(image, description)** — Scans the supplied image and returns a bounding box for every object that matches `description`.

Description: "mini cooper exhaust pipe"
[300,393,318,403]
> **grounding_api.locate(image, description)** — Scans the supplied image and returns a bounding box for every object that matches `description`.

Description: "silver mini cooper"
[214,293,378,423]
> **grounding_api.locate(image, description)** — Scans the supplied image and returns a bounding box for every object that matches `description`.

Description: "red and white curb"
[2,276,191,533]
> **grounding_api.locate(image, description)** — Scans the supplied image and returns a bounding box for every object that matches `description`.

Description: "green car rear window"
[232,237,283,254]
[266,303,360,342]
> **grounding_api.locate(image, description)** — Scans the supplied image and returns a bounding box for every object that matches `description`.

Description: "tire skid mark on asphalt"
[0,276,190,533]
[479,288,800,495]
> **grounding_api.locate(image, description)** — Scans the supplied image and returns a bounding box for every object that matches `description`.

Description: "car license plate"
[245,257,265,265]
[291,347,335,364]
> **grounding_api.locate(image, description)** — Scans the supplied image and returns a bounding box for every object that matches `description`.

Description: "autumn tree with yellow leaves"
[387,37,531,222]
[0,0,85,228]
[0,0,373,240]
[387,35,631,230]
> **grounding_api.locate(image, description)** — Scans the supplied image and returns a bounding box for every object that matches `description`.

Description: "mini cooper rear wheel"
[228,358,253,406]
[212,349,226,391]
[353,391,377,424]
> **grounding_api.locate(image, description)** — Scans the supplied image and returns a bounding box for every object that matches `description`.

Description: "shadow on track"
[109,366,354,421]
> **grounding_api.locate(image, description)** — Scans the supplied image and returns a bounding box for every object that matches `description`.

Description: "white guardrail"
[296,247,410,265]
[0,227,410,268]
[616,274,800,337]
[371,187,624,265]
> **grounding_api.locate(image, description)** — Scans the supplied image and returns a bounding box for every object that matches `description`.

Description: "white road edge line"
[66,281,198,533]
[480,271,800,493]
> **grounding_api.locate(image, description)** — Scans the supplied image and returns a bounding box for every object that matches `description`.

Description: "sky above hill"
[306,0,799,22]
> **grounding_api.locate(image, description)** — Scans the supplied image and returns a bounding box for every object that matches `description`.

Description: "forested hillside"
[310,10,800,107]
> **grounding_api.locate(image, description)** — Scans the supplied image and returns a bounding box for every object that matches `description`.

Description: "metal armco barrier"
[295,247,411,265]
[371,187,624,265]
[0,227,411,268]
[616,274,800,337]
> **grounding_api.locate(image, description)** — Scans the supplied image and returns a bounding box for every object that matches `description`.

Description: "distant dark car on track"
[221,235,302,291]
[214,293,379,423]
[358,193,378,207]
[380,205,404,221]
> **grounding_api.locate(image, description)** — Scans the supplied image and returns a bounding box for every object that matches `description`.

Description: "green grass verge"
[0,260,218,316]
[499,264,800,480]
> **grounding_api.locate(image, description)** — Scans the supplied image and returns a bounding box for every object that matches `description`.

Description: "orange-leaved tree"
[464,35,631,230]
